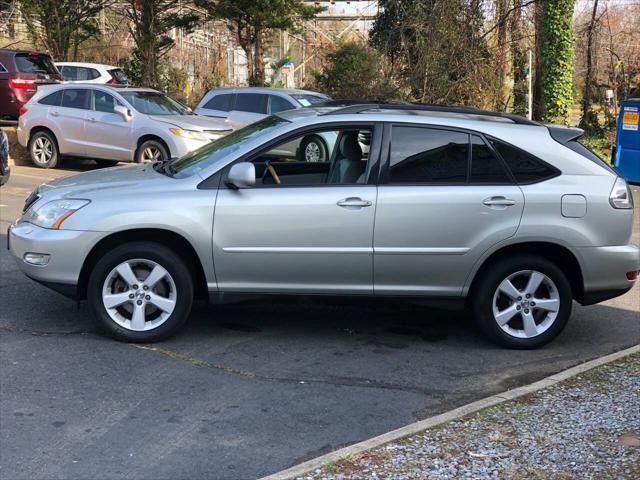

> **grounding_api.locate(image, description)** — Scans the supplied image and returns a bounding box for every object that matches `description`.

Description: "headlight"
[24,199,90,229]
[169,128,207,141]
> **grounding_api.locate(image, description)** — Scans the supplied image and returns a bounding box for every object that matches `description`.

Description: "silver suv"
[8,104,639,348]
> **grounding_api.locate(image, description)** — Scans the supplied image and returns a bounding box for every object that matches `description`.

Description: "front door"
[83,89,133,161]
[213,124,380,294]
[374,125,525,296]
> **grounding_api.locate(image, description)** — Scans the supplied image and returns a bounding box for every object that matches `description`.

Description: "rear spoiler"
[546,125,584,144]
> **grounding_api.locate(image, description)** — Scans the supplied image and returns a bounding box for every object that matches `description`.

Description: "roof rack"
[318,101,540,126]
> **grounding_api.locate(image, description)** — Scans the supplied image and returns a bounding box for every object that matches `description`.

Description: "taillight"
[8,78,36,89]
[609,177,634,209]
[18,106,28,117]
[627,271,639,281]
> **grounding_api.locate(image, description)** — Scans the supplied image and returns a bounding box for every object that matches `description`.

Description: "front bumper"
[8,222,103,296]
[168,136,212,158]
[577,244,640,304]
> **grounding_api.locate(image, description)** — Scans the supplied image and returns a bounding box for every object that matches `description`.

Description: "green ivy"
[540,0,576,124]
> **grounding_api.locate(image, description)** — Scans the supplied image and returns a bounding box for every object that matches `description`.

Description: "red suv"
[0,49,63,120]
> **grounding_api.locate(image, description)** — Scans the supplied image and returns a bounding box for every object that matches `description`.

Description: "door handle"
[88,117,96,122]
[483,196,516,207]
[51,111,59,117]
[337,197,372,208]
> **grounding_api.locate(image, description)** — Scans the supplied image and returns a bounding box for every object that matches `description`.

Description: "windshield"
[291,94,330,107]
[120,91,190,115]
[171,116,291,178]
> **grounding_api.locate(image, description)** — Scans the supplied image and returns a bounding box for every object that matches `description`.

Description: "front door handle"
[337,197,372,209]
[51,111,59,117]
[483,196,516,207]
[88,117,96,123]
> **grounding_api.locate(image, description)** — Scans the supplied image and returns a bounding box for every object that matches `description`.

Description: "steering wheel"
[262,160,281,185]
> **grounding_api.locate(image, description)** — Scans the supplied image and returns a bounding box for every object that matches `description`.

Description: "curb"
[261,344,640,480]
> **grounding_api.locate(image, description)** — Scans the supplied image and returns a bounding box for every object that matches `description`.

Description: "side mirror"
[114,105,132,121]
[226,162,255,189]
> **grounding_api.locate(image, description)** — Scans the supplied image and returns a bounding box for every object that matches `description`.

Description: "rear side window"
[108,68,127,84]
[0,62,7,73]
[470,135,511,184]
[389,126,469,183]
[61,89,90,109]
[62,66,99,81]
[269,95,294,114]
[490,138,558,183]
[15,53,58,74]
[204,93,234,112]
[39,91,63,106]
[234,93,268,114]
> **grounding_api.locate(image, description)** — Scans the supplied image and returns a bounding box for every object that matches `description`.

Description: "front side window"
[119,91,190,115]
[490,138,559,184]
[92,90,121,113]
[246,126,373,187]
[234,93,268,114]
[389,126,468,184]
[61,89,90,109]
[204,93,234,112]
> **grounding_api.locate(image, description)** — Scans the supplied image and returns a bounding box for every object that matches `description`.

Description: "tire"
[29,130,59,168]
[87,241,194,342]
[298,135,328,163]
[471,254,572,349]
[136,139,169,163]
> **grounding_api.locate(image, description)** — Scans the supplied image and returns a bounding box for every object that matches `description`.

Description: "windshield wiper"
[152,158,176,177]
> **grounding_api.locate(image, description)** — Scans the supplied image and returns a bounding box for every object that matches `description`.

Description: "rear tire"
[29,130,59,168]
[298,135,328,163]
[136,139,169,163]
[87,242,193,342]
[472,254,572,349]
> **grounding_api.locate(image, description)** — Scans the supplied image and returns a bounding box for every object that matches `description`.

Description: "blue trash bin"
[613,99,640,183]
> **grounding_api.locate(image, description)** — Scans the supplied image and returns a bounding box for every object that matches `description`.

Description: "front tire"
[472,255,572,349]
[29,130,59,168]
[87,242,193,342]
[136,139,169,163]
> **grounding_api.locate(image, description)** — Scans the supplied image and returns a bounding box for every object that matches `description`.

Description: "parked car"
[195,87,333,162]
[0,49,63,120]
[0,129,9,186]
[8,103,639,347]
[17,84,231,168]
[56,62,128,85]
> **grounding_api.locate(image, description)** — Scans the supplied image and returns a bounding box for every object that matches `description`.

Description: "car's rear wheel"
[87,242,193,342]
[29,131,59,168]
[472,255,572,349]
[298,135,328,163]
[136,139,169,163]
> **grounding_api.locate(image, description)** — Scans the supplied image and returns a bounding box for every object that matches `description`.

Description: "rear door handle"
[88,117,96,123]
[51,111,59,117]
[483,196,516,207]
[337,197,372,208]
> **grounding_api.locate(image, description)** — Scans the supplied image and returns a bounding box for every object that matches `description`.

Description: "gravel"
[302,353,640,479]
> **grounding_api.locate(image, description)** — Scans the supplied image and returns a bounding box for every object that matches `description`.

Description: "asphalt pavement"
[1,163,639,480]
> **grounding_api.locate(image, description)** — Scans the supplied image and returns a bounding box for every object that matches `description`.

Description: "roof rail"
[319,101,540,126]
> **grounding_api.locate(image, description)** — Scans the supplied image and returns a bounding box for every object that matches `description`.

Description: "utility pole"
[527,49,533,120]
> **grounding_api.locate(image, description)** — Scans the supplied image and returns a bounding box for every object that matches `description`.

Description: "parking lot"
[1,162,639,479]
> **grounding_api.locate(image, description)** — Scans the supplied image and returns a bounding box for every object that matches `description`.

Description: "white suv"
[56,62,128,85]
[17,84,231,168]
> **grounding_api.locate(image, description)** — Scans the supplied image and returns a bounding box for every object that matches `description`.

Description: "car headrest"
[339,131,363,162]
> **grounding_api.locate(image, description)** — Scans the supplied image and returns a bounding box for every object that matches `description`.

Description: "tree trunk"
[495,0,508,109]
[579,0,600,134]
[253,30,265,86]
[510,0,527,115]
[533,0,544,120]
[139,1,158,88]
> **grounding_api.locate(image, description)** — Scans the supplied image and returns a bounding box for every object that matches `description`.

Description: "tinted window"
[204,93,234,112]
[93,90,121,113]
[39,91,62,106]
[389,127,469,183]
[269,95,294,114]
[108,68,127,84]
[61,89,90,109]
[15,53,58,74]
[470,135,511,183]
[490,139,558,183]
[234,93,267,114]
[0,62,7,73]
[62,66,99,81]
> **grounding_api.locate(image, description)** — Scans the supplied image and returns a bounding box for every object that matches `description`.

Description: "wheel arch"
[29,126,59,150]
[466,241,584,304]
[77,228,208,301]
[136,134,171,159]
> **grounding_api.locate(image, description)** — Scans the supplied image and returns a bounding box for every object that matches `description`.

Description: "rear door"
[226,93,268,128]
[54,88,91,155]
[373,124,524,296]
[83,89,133,160]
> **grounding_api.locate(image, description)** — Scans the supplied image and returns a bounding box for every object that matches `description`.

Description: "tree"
[194,0,322,86]
[538,0,576,123]
[311,42,396,100]
[123,0,200,88]
[578,0,601,135]
[17,0,113,60]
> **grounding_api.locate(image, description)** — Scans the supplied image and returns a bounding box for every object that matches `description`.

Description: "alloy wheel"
[102,259,177,331]
[492,270,560,339]
[141,146,162,162]
[32,137,53,164]
[305,141,321,162]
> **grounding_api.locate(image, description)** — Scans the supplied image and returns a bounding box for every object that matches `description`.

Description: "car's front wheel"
[298,135,328,163]
[472,255,572,349]
[136,139,169,163]
[87,242,193,342]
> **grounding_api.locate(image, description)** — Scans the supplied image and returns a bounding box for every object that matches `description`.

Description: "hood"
[37,164,173,199]
[148,114,232,132]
